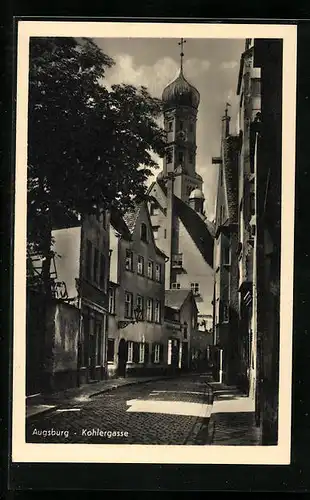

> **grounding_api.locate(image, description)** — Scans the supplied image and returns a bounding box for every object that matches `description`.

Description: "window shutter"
[133,342,139,363]
[125,340,129,362]
[144,343,149,364]
[151,343,156,363]
[159,343,164,363]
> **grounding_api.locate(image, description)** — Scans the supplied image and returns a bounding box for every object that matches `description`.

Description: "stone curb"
[26,375,177,420]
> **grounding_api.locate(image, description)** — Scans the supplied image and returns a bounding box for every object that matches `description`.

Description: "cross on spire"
[224,101,231,117]
[178,38,186,71]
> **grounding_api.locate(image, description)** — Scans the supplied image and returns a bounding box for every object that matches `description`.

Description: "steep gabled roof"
[148,179,214,268]
[174,195,214,268]
[222,135,239,224]
[165,289,192,310]
[110,209,132,240]
[112,201,168,260]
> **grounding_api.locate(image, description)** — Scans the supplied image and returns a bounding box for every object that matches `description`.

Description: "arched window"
[140,223,148,242]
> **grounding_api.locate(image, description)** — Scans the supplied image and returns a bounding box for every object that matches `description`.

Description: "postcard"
[12,20,296,465]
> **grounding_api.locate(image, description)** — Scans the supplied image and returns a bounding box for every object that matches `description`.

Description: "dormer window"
[140,223,148,242]
[150,203,160,216]
[191,282,200,296]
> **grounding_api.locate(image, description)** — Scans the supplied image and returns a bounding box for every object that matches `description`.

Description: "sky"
[93,37,245,220]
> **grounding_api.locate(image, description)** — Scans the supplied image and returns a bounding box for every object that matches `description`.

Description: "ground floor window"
[107,338,115,362]
[139,343,145,364]
[154,344,160,364]
[127,341,134,363]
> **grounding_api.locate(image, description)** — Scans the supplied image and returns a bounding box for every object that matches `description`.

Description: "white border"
[12,21,297,465]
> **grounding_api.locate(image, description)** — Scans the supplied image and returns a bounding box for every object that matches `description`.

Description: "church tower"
[159,38,204,202]
[148,39,215,324]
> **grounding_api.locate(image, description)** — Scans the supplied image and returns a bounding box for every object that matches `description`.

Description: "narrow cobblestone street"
[26,374,213,445]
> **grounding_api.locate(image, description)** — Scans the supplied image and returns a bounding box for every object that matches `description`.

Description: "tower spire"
[178,38,186,72]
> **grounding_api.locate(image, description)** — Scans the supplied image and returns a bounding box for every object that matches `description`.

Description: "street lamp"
[118,306,143,329]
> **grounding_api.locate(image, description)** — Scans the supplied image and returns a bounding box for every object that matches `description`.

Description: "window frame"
[124,291,133,319]
[155,263,161,282]
[154,299,161,323]
[146,297,153,322]
[139,343,145,364]
[108,287,115,314]
[147,260,154,279]
[125,249,133,271]
[154,344,160,364]
[171,282,181,290]
[136,294,144,320]
[191,282,200,295]
[127,341,134,363]
[137,255,144,275]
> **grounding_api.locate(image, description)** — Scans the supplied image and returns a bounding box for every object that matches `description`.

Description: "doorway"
[118,338,127,377]
[171,339,180,368]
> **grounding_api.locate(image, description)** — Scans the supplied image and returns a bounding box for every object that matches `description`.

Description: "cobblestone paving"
[26,375,213,445]
[209,412,261,445]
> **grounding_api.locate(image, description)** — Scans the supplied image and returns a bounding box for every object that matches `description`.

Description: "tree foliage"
[27,36,166,254]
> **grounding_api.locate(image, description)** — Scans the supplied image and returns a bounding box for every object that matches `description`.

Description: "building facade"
[212,107,240,386]
[212,38,283,445]
[107,202,168,377]
[50,210,109,389]
[27,209,110,392]
[235,39,261,397]
[164,289,198,372]
[253,38,283,445]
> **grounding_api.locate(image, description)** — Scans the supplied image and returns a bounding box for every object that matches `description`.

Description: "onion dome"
[162,68,200,111]
[189,188,205,200]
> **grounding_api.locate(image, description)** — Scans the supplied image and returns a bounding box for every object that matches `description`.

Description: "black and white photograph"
[12,21,296,465]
